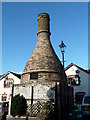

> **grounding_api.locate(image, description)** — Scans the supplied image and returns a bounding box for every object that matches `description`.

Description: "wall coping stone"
[6,115,45,120]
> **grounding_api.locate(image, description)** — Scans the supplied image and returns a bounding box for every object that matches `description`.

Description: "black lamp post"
[59,41,66,68]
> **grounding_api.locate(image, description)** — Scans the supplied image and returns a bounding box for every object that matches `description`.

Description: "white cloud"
[18,71,22,74]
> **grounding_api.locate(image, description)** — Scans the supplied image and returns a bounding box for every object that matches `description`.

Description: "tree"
[11,94,27,117]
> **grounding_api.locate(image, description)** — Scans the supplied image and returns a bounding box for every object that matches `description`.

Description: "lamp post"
[59,41,66,68]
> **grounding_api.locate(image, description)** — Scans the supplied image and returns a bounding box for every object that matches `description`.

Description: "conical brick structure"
[21,13,64,83]
[14,13,73,120]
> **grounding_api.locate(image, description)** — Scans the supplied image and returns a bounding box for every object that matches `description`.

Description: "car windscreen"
[84,96,90,104]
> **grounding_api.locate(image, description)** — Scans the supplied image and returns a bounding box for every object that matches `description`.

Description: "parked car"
[81,95,90,116]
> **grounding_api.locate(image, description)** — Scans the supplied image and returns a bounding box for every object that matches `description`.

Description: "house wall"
[65,65,89,95]
[0,72,21,102]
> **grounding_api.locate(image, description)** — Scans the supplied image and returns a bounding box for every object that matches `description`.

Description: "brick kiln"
[12,13,73,120]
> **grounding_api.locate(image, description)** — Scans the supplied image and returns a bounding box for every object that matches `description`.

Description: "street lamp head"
[59,41,66,53]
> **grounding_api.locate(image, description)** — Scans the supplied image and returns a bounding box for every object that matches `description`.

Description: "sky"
[2,2,88,74]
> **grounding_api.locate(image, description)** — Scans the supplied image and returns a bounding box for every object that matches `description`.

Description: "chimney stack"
[37,13,51,39]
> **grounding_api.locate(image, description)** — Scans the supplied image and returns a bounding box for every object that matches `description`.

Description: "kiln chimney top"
[37,13,51,35]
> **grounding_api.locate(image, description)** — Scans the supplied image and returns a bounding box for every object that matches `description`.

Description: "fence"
[27,99,55,118]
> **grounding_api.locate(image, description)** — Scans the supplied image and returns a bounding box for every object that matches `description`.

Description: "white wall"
[65,65,89,95]
[0,72,21,102]
[14,83,55,102]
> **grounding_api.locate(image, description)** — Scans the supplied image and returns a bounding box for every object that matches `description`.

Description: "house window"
[67,75,80,86]
[2,94,7,101]
[30,72,38,80]
[4,77,14,88]
[74,77,79,84]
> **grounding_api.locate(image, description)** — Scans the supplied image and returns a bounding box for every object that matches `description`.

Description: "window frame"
[4,77,14,88]
[2,94,7,101]
[67,75,80,86]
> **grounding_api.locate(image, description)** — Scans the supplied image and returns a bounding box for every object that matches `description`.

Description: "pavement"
[0,113,2,120]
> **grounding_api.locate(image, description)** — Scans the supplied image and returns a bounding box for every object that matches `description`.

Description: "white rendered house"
[0,71,21,102]
[65,63,90,104]
[0,71,21,114]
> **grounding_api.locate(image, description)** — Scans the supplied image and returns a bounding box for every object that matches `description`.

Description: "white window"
[67,75,80,86]
[4,77,13,88]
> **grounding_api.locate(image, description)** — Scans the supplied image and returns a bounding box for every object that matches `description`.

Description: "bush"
[11,94,27,117]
